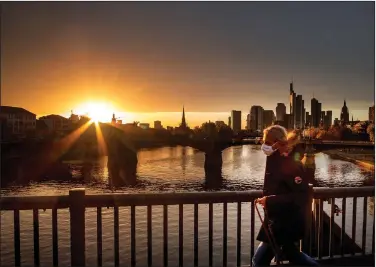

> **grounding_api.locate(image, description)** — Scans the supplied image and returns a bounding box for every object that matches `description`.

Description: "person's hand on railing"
[255,196,267,208]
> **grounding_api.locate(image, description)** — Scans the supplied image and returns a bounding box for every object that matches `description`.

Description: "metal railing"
[0,186,374,266]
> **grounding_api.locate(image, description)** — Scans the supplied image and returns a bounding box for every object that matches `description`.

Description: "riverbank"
[324,149,374,171]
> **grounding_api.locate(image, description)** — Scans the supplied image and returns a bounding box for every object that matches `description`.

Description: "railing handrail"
[1,186,374,210]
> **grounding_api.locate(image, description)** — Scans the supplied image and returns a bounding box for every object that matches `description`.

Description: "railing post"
[302,184,314,253]
[69,188,86,266]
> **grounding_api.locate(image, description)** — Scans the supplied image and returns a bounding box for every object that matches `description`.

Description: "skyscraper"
[302,101,305,127]
[311,98,322,127]
[263,110,275,129]
[369,105,375,122]
[289,82,296,127]
[340,100,350,124]
[246,114,251,129]
[250,106,264,131]
[295,95,303,128]
[326,111,332,128]
[231,110,241,133]
[276,103,286,121]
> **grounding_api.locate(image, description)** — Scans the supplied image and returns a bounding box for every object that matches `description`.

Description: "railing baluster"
[209,203,213,266]
[352,197,357,255]
[194,203,198,267]
[250,201,255,263]
[373,203,375,254]
[14,209,21,266]
[317,199,323,259]
[147,205,152,267]
[131,205,136,267]
[362,197,367,255]
[372,202,375,255]
[114,206,119,266]
[163,205,168,267]
[223,203,227,267]
[52,208,58,267]
[33,209,40,266]
[97,207,102,266]
[341,197,346,257]
[329,198,334,258]
[179,204,183,267]
[69,189,86,267]
[237,202,241,267]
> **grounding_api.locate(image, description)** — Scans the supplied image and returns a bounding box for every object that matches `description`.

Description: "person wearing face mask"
[252,125,318,267]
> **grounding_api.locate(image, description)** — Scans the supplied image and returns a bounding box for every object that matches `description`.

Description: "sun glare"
[76,102,115,123]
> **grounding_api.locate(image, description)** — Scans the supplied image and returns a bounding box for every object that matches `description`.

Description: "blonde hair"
[263,125,288,143]
[287,131,300,147]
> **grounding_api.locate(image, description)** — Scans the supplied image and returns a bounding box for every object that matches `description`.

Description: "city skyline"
[2,2,374,126]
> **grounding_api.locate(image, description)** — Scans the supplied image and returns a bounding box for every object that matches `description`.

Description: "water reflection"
[0,146,374,196]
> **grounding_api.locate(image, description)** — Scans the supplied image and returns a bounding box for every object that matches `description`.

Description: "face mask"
[261,143,276,156]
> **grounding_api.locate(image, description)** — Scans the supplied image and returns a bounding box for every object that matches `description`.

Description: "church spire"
[181,105,187,128]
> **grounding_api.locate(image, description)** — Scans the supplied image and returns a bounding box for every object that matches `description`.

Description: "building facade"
[263,110,275,129]
[250,106,264,132]
[340,100,350,124]
[276,103,286,121]
[0,106,36,135]
[231,110,241,133]
[154,120,163,129]
[310,98,322,128]
[39,114,70,133]
[369,105,374,123]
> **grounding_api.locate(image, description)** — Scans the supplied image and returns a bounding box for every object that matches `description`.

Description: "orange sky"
[1,2,374,127]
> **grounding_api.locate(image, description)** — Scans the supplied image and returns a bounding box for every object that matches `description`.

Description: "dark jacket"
[256,148,310,245]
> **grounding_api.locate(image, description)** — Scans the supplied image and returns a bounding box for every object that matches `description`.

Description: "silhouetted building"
[334,118,339,126]
[39,114,69,133]
[250,106,264,132]
[139,123,150,130]
[154,120,163,129]
[302,104,306,127]
[283,114,294,130]
[305,112,311,127]
[340,100,350,124]
[231,110,241,133]
[276,103,286,121]
[228,116,231,127]
[215,121,226,128]
[289,82,296,127]
[180,106,187,129]
[369,105,375,123]
[321,111,325,124]
[167,126,174,131]
[0,106,36,135]
[295,95,303,128]
[311,98,322,127]
[246,114,251,130]
[69,110,80,124]
[263,110,275,129]
[324,111,332,128]
[111,113,117,125]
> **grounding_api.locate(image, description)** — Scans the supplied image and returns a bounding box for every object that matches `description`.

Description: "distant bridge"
[233,138,374,150]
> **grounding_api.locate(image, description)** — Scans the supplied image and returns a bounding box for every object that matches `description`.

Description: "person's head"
[261,125,288,156]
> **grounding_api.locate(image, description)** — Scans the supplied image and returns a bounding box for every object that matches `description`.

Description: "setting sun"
[75,102,115,123]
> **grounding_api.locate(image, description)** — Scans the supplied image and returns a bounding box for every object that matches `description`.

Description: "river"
[1,145,374,266]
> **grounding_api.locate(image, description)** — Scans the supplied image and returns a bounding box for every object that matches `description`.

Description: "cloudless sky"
[1,2,374,126]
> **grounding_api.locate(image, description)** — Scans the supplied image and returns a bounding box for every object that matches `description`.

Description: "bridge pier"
[302,141,316,185]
